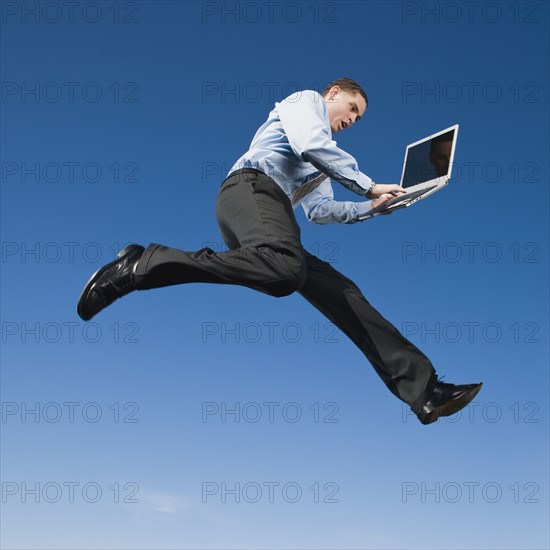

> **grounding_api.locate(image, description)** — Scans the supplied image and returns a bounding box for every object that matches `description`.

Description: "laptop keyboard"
[378,186,437,209]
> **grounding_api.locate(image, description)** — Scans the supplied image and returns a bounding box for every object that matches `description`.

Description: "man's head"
[322,78,368,134]
[429,131,453,177]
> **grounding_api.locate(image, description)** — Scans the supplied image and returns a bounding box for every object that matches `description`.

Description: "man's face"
[323,86,367,133]
[429,140,452,177]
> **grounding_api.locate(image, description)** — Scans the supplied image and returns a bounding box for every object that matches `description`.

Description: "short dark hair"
[431,130,454,144]
[430,130,454,150]
[321,78,368,107]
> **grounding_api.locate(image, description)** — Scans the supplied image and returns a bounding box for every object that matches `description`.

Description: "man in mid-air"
[77,78,482,425]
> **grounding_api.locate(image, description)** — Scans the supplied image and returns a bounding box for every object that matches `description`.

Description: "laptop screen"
[401,128,455,188]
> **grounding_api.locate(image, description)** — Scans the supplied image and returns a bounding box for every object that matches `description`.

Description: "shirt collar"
[320,98,332,139]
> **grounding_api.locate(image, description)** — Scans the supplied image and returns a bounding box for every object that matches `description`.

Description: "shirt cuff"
[356,201,375,220]
[358,174,375,195]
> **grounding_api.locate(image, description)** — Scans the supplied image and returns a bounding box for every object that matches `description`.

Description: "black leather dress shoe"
[77,244,145,321]
[415,380,483,425]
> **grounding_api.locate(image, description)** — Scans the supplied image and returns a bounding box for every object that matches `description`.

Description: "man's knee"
[253,245,305,296]
[266,254,307,297]
[269,270,306,297]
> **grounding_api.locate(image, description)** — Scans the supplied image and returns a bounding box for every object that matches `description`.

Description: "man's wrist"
[366,182,376,198]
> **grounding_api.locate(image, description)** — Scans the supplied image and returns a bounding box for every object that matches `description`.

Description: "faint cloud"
[132,489,191,522]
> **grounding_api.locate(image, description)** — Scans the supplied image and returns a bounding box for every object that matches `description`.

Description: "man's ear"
[327,86,341,101]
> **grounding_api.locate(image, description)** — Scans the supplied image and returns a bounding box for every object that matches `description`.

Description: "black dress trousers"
[134,168,436,408]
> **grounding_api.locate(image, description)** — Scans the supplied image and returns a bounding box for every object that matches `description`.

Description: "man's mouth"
[341,121,348,130]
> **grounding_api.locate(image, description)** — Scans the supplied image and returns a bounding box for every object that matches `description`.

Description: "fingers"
[375,184,406,197]
[391,185,406,195]
[372,193,393,208]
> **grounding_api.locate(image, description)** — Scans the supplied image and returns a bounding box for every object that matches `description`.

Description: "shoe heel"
[117,245,136,258]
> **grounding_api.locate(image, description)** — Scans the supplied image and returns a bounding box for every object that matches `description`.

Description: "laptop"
[359,124,459,219]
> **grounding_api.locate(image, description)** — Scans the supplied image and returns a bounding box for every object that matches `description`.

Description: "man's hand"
[367,183,406,199]
[370,193,397,209]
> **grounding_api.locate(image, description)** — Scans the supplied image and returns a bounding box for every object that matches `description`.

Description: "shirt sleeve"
[276,90,374,196]
[300,179,374,224]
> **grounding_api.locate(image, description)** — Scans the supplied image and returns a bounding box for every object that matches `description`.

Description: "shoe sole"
[76,245,141,321]
[423,383,483,425]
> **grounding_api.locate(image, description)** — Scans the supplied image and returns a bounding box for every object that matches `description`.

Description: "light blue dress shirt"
[228,90,375,224]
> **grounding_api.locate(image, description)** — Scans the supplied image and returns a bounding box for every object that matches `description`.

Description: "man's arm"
[300,179,374,224]
[276,90,374,197]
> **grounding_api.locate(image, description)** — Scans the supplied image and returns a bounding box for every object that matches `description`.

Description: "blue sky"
[1,1,548,548]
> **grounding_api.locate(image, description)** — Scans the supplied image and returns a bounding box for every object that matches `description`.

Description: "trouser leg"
[134,169,307,297]
[298,251,436,406]
[132,167,434,406]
